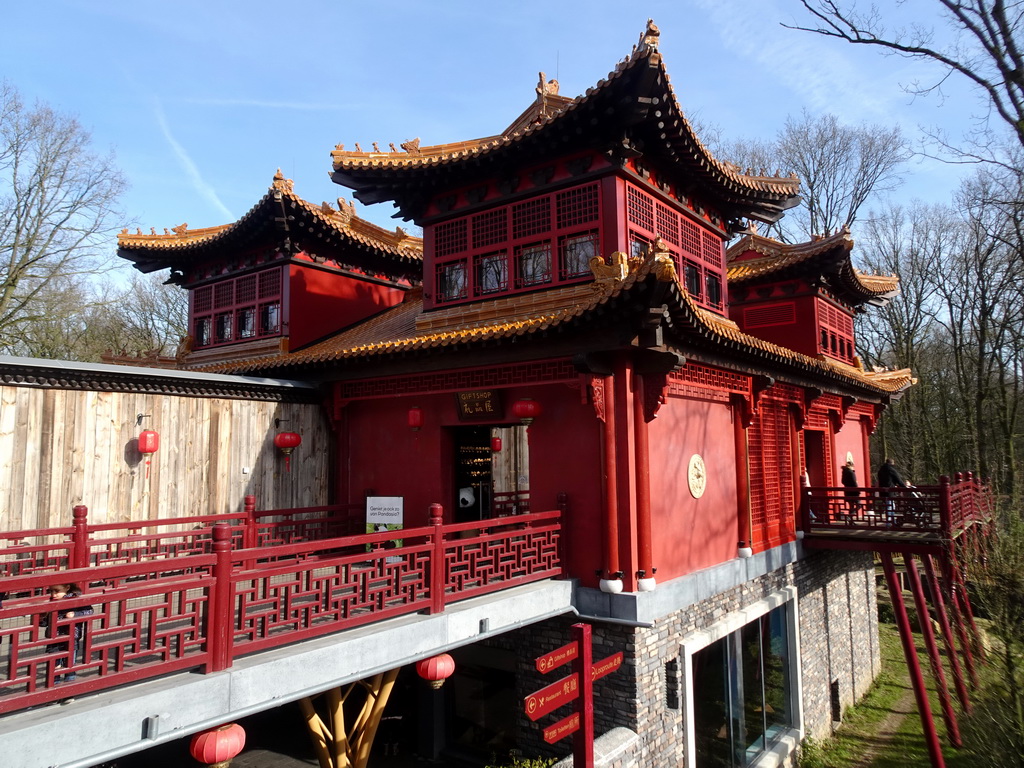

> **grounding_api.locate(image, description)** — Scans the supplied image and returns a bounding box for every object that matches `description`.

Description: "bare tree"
[787,1,1024,154]
[722,113,908,240]
[0,81,127,350]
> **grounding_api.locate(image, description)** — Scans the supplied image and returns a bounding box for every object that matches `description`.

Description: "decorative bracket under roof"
[733,374,775,428]
[795,386,824,431]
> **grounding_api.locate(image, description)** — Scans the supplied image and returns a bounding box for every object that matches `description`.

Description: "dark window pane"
[261,303,280,334]
[237,307,256,338]
[561,232,598,278]
[693,637,733,768]
[686,263,702,298]
[437,261,468,302]
[215,313,233,342]
[475,251,508,294]
[195,317,211,347]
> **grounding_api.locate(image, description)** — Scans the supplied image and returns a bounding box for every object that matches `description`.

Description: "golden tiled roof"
[329,21,800,203]
[727,229,900,297]
[199,250,912,396]
[117,170,423,261]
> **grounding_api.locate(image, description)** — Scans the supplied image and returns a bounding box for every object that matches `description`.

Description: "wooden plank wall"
[0,384,330,532]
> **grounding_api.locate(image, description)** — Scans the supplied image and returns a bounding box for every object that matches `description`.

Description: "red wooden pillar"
[732,399,752,556]
[922,554,971,713]
[940,552,979,688]
[632,370,655,591]
[948,544,985,662]
[600,374,622,592]
[429,503,446,614]
[243,494,257,551]
[71,505,89,570]
[208,523,235,672]
[880,552,945,768]
[904,553,961,747]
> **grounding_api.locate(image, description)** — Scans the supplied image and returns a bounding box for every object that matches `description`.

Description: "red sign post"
[524,623,622,768]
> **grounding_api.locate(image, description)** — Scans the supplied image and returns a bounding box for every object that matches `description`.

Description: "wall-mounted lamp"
[512,398,542,426]
[408,406,423,431]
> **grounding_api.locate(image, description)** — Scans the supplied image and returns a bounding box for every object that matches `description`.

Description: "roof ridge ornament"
[400,137,421,154]
[272,168,294,192]
[637,19,660,54]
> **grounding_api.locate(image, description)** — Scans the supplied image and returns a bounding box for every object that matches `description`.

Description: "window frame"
[191,266,283,349]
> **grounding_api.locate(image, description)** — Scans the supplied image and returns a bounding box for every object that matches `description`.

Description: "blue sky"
[3,0,977,271]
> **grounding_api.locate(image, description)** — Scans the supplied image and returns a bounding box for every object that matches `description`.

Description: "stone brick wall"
[504,549,878,767]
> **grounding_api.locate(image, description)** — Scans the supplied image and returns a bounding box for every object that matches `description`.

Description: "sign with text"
[455,390,501,421]
[366,497,404,558]
[524,673,578,721]
[536,640,578,674]
[592,652,623,681]
[543,712,580,744]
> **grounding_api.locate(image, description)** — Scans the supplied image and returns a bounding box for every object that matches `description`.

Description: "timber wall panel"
[0,384,330,532]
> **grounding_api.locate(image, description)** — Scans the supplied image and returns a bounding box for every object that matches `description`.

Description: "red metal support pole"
[880,551,946,768]
[904,553,961,747]
[208,523,234,673]
[429,503,445,615]
[71,505,89,570]
[949,547,985,662]
[600,374,621,586]
[572,623,594,768]
[632,370,654,589]
[923,554,971,713]
[940,551,979,687]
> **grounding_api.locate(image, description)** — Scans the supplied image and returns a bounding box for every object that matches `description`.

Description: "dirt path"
[850,687,917,768]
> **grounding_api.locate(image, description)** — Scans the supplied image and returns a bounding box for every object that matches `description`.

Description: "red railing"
[801,474,993,538]
[0,498,366,579]
[0,506,563,714]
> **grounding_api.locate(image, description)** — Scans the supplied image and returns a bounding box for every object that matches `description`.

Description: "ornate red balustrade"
[0,499,366,579]
[0,506,564,713]
[800,474,993,543]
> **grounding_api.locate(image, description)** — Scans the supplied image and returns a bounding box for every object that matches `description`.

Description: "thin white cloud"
[152,99,233,220]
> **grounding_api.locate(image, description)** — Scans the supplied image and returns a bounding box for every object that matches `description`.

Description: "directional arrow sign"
[543,711,580,744]
[591,652,623,681]
[536,641,578,674]
[524,672,579,721]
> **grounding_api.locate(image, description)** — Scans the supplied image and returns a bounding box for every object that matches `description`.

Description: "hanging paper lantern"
[138,429,159,479]
[491,435,502,452]
[273,432,302,473]
[189,723,246,768]
[408,406,423,431]
[512,398,542,426]
[415,652,456,689]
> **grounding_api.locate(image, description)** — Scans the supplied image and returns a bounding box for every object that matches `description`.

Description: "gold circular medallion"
[688,454,707,499]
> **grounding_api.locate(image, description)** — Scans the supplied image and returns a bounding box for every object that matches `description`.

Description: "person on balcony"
[841,460,860,522]
[877,457,911,524]
[40,583,93,685]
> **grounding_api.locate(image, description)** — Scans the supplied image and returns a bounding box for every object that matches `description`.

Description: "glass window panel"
[437,260,468,302]
[237,307,256,338]
[694,637,733,768]
[685,263,702,298]
[763,607,791,735]
[561,232,598,279]
[195,317,211,347]
[215,312,233,342]
[260,303,280,335]
[517,242,551,287]
[475,251,508,294]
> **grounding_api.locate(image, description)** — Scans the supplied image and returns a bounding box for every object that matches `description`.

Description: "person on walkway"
[877,457,911,524]
[841,460,860,521]
[41,583,93,684]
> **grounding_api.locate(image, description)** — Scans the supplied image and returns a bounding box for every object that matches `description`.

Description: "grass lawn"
[800,619,1006,768]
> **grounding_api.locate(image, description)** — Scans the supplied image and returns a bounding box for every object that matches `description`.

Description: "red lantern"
[415,652,456,690]
[138,429,159,479]
[491,435,502,452]
[512,398,542,426]
[274,431,302,473]
[189,723,246,768]
[408,406,423,431]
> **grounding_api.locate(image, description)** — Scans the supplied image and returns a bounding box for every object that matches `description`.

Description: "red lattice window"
[472,209,507,249]
[557,185,599,228]
[625,181,726,314]
[748,398,797,549]
[191,267,283,350]
[816,300,856,363]
[512,198,551,239]
[428,182,601,307]
[435,219,468,258]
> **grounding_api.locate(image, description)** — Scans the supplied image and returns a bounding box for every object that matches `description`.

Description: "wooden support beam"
[940,552,979,688]
[922,554,971,714]
[904,553,961,747]
[880,551,946,768]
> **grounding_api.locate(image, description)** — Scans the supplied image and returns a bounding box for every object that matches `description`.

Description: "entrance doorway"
[803,430,827,487]
[451,425,530,522]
